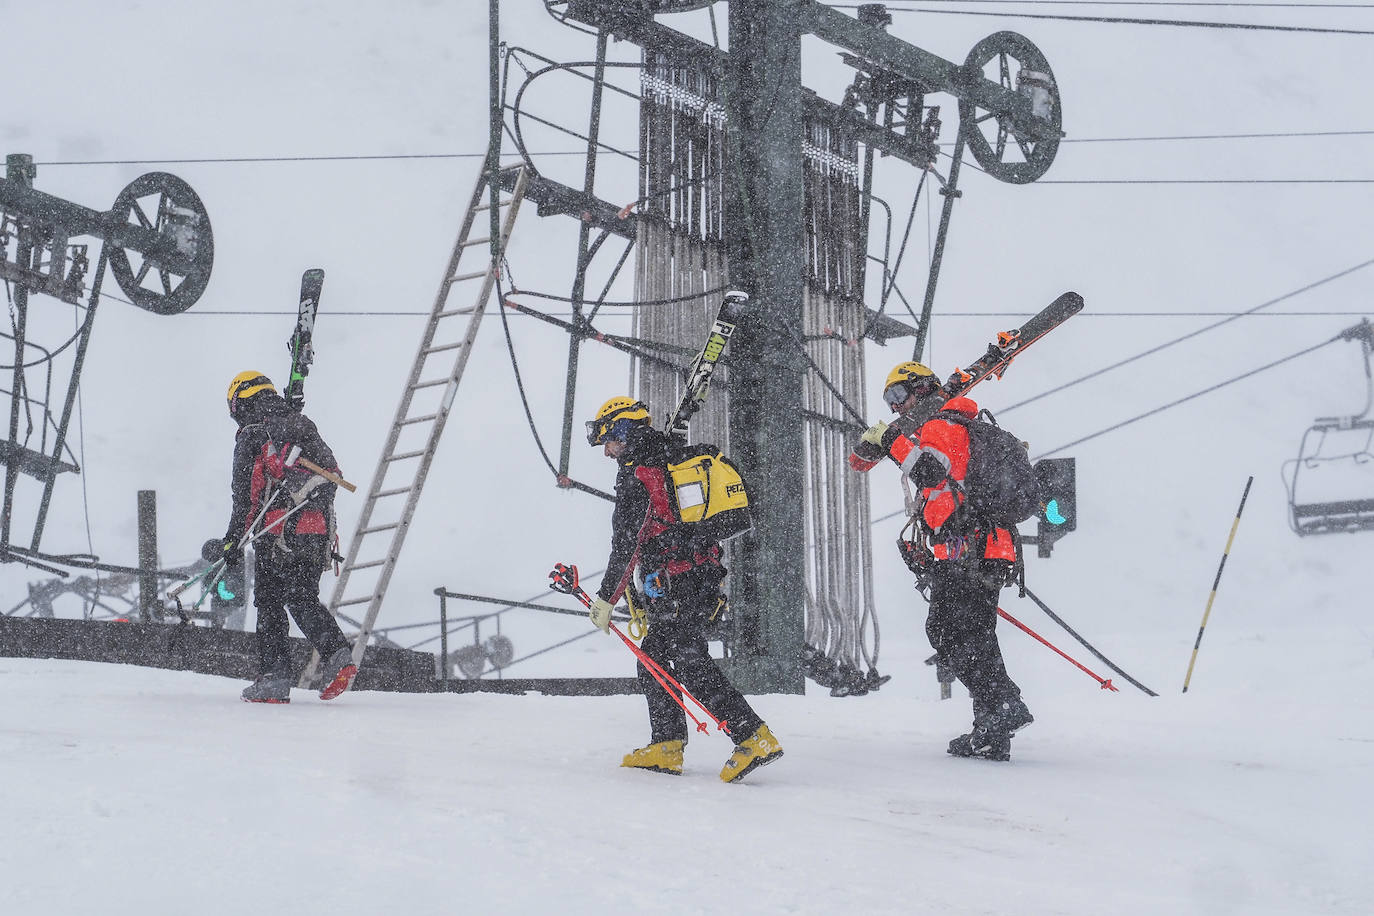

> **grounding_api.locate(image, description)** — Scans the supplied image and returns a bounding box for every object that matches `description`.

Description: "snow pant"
[253,534,347,676]
[638,564,762,744]
[925,558,1022,721]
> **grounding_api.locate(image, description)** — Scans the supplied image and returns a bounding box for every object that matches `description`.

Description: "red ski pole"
[998,607,1119,692]
[549,563,731,735]
[607,622,730,736]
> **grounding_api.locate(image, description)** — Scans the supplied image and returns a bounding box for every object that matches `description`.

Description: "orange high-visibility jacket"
[885,396,1016,562]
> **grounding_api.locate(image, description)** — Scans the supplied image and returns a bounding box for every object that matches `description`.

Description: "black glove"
[203,537,242,568]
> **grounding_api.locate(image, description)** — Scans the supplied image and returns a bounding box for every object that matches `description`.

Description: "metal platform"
[0,616,640,695]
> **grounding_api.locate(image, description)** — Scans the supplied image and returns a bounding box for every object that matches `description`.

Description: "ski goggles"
[883,378,937,408]
[587,400,650,445]
[586,416,635,446]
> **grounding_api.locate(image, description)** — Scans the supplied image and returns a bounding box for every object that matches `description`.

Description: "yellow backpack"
[667,443,752,541]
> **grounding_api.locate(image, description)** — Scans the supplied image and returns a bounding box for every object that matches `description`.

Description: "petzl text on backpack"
[667,444,752,541]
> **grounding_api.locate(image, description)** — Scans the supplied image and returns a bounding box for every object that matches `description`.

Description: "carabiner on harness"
[624,589,649,642]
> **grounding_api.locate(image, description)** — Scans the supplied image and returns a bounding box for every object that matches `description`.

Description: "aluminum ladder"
[316,165,529,675]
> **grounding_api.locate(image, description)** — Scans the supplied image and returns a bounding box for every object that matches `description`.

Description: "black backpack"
[937,408,1038,529]
[259,411,338,511]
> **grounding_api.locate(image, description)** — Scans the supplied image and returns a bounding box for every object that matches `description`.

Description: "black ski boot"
[948,697,1032,761]
[983,697,1034,736]
[241,672,292,704]
[947,730,1011,761]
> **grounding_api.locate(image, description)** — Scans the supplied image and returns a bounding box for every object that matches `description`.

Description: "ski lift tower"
[548,0,1062,692]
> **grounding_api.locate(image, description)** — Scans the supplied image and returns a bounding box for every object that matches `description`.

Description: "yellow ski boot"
[720,724,783,783]
[621,740,684,776]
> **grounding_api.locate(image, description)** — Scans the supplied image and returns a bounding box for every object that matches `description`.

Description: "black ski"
[850,291,1084,470]
[664,289,750,442]
[284,268,325,411]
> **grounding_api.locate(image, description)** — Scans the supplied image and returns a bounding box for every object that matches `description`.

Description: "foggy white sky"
[0,1,1370,680]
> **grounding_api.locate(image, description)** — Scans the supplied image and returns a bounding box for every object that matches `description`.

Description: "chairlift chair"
[1282,319,1374,536]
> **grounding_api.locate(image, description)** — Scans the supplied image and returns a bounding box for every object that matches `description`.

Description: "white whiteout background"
[1,2,1371,914]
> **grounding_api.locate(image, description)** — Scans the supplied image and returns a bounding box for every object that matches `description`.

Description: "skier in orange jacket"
[863,361,1033,761]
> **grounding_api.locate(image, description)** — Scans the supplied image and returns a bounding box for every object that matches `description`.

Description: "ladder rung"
[386,450,425,462]
[424,341,464,355]
[337,595,376,608]
[436,305,477,318]
[347,559,387,571]
[473,198,513,212]
[398,413,438,427]
[449,270,487,283]
[373,486,412,499]
[411,377,450,390]
[360,523,400,535]
[461,236,490,248]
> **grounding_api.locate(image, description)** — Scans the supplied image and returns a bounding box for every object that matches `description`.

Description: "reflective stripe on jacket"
[887,396,1016,562]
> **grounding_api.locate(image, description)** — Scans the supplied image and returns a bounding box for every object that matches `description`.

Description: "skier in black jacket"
[586,396,782,782]
[210,371,357,704]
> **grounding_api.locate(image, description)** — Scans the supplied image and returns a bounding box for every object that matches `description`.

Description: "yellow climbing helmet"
[586,396,650,445]
[882,360,938,408]
[227,370,276,420]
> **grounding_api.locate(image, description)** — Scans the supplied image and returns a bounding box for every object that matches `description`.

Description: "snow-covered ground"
[2,2,1373,912]
[4,624,1371,915]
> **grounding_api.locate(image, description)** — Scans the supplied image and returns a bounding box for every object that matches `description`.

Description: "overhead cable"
[999,256,1374,413]
[848,2,1374,33]
[867,1,1374,8]
[36,151,585,167]
[1032,335,1339,457]
[34,129,1374,170]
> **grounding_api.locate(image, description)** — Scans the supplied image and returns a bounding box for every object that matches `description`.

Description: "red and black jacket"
[225,400,339,545]
[596,425,721,604]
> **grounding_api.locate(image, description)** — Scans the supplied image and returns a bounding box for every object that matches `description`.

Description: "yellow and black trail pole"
[1183,475,1254,693]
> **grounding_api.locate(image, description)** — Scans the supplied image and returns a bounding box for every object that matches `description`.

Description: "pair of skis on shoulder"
[285,268,325,411]
[664,289,751,442]
[848,291,1084,471]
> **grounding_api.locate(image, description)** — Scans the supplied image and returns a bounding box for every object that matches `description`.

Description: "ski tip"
[300,268,325,297]
[1056,291,1084,312]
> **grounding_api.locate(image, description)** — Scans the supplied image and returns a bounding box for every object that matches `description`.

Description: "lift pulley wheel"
[106,172,214,315]
[958,31,1062,185]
